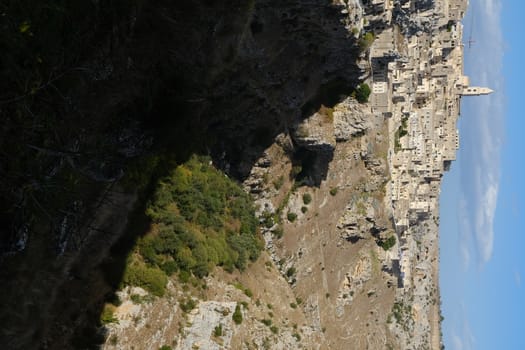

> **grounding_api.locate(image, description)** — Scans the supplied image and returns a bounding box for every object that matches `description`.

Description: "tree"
[358,32,375,53]
[232,303,243,324]
[302,193,312,205]
[378,235,396,251]
[355,83,371,103]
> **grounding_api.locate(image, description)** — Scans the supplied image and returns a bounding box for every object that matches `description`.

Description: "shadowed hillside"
[0,1,363,348]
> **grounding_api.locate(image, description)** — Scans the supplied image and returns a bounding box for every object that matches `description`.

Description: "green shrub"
[159,346,172,350]
[261,319,272,326]
[355,83,371,103]
[261,210,275,228]
[122,260,168,297]
[287,212,297,222]
[378,235,396,251]
[270,325,279,334]
[232,304,243,324]
[179,297,197,313]
[358,32,375,52]
[301,206,308,214]
[329,187,338,196]
[130,294,143,304]
[302,193,312,205]
[244,288,253,298]
[100,304,119,325]
[286,267,296,277]
[394,117,409,152]
[213,324,223,337]
[232,281,253,298]
[123,156,262,289]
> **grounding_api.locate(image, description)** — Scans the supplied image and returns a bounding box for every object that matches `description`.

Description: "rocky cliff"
[0,1,365,348]
[0,0,458,349]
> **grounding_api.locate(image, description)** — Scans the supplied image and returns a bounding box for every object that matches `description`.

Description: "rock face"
[333,97,373,141]
[178,301,237,350]
[0,1,363,348]
[293,109,336,155]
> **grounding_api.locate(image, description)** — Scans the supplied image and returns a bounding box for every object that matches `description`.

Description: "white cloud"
[474,182,498,262]
[450,308,475,350]
[458,0,504,266]
[458,197,472,269]
[452,334,464,350]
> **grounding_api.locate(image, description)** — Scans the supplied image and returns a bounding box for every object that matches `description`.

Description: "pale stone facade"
[364,0,492,348]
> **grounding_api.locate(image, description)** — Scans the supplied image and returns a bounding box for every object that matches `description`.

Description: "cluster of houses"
[357,1,491,346]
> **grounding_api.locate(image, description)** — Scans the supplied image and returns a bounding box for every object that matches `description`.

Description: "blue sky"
[440,0,525,349]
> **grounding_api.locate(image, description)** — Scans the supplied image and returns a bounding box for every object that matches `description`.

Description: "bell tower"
[461,86,494,96]
[456,76,493,96]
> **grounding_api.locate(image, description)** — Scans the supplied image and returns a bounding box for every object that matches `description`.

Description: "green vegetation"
[122,156,262,295]
[130,293,153,304]
[355,83,371,103]
[159,346,172,350]
[286,267,296,278]
[390,301,412,331]
[301,206,308,214]
[358,32,375,52]
[394,116,409,152]
[378,235,396,251]
[260,319,278,334]
[392,302,404,322]
[329,187,338,196]
[100,304,119,325]
[302,193,312,205]
[287,212,297,222]
[123,259,168,297]
[213,324,223,337]
[179,297,197,313]
[232,281,253,298]
[261,209,275,228]
[130,294,142,304]
[261,319,272,326]
[232,303,243,324]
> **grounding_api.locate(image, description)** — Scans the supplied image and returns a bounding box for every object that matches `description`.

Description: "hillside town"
[364,0,491,348]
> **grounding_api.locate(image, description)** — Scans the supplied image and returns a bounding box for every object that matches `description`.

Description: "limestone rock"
[292,111,336,154]
[333,97,372,141]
